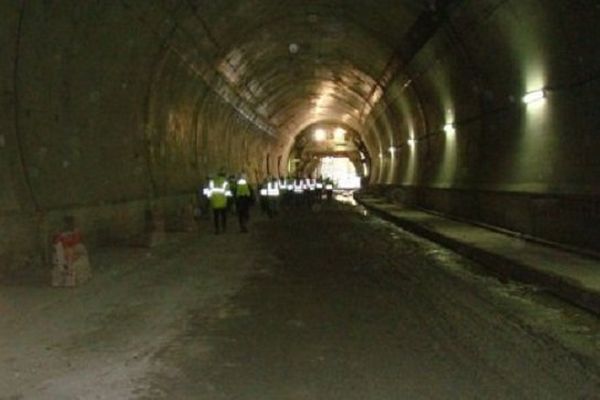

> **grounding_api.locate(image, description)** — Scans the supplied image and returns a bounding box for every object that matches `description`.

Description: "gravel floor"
[1,201,599,399]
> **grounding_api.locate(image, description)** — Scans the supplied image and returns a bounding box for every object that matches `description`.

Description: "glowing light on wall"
[403,136,417,185]
[443,123,456,135]
[436,114,458,185]
[313,128,326,141]
[388,146,396,154]
[522,89,546,104]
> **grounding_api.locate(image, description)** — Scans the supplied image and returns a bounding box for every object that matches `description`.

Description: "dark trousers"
[326,190,333,201]
[213,208,227,233]
[236,197,251,232]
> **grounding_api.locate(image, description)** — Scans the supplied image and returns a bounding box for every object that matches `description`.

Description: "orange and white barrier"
[51,229,91,287]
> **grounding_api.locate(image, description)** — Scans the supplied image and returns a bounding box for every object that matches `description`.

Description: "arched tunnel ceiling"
[175,0,436,139]
[4,0,600,271]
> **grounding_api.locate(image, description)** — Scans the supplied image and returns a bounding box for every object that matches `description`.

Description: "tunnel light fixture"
[522,89,546,104]
[288,43,299,54]
[334,128,346,141]
[388,146,396,154]
[443,123,456,135]
[378,152,383,159]
[313,128,326,141]
[407,138,416,146]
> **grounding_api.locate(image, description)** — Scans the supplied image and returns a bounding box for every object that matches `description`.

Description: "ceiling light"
[408,139,416,146]
[288,43,299,54]
[313,128,326,141]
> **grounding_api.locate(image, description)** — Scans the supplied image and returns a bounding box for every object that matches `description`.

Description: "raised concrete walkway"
[355,194,600,315]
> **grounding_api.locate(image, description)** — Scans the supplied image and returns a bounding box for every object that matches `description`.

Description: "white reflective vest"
[236,179,251,197]
[208,180,232,198]
[208,179,231,209]
[293,180,304,193]
[267,182,280,197]
[279,179,287,191]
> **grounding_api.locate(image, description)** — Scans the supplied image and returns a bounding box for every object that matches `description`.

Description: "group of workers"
[198,169,335,234]
[257,175,334,217]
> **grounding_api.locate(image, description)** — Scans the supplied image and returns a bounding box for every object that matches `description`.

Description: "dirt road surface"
[1,202,599,399]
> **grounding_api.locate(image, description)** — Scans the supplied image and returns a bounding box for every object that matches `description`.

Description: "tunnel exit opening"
[317,156,362,190]
[287,122,371,186]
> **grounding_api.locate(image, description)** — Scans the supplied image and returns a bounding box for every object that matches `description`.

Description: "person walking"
[235,172,253,233]
[325,177,334,202]
[209,168,231,234]
[266,176,280,217]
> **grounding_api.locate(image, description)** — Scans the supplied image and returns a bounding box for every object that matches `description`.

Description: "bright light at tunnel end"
[334,128,346,141]
[313,128,326,141]
[522,89,546,104]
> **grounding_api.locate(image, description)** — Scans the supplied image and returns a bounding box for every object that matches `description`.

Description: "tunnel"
[1,1,600,398]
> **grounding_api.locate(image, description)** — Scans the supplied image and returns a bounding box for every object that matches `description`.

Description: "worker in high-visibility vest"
[266,176,280,217]
[278,176,289,209]
[235,173,253,233]
[227,174,237,215]
[280,176,292,209]
[324,177,334,202]
[306,177,316,207]
[293,176,304,207]
[259,180,269,215]
[195,175,211,220]
[209,169,232,234]
[315,175,324,203]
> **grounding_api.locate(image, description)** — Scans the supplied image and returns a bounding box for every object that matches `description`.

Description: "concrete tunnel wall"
[0,2,283,279]
[362,1,600,252]
[1,1,600,279]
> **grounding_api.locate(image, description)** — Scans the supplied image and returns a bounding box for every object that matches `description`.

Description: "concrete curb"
[355,195,600,315]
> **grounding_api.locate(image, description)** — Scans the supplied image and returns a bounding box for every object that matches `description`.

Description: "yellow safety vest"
[236,179,251,197]
[209,177,229,209]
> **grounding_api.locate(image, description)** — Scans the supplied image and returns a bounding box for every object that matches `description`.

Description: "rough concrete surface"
[1,202,599,399]
[356,194,600,315]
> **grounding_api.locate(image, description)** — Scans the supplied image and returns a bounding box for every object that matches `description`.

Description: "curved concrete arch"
[2,0,600,275]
